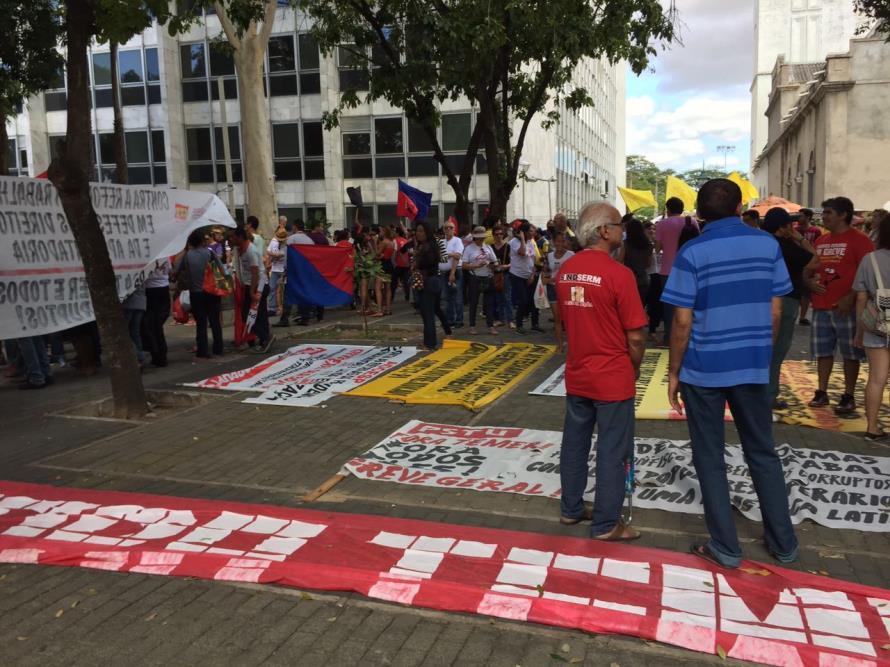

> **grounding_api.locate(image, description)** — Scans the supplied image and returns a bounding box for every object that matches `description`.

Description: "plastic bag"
[172,293,189,324]
[533,274,550,310]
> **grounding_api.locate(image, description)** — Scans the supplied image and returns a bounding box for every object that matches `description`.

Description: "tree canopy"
[300,0,677,224]
[855,0,890,39]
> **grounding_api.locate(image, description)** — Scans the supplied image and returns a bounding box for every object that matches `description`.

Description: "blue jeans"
[680,382,799,567]
[769,296,799,402]
[560,395,634,535]
[15,336,51,386]
[123,309,146,365]
[495,273,514,323]
[440,269,463,327]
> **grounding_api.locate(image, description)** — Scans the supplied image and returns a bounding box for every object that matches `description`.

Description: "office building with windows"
[6,8,625,229]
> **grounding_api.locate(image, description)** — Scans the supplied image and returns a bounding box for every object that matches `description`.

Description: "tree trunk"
[110,41,128,184]
[0,116,9,175]
[235,43,276,237]
[49,0,147,419]
[478,95,509,221]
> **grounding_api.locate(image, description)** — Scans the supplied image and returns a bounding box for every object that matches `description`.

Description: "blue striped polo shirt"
[661,216,791,387]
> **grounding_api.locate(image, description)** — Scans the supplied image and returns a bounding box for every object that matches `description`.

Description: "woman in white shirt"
[462,226,499,335]
[543,231,574,305]
[266,229,287,316]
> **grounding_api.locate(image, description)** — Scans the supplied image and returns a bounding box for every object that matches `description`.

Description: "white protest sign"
[529,364,566,397]
[186,344,418,406]
[343,420,890,531]
[0,176,235,338]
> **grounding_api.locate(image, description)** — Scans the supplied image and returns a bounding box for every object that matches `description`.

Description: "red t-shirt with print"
[555,249,648,402]
[811,228,874,310]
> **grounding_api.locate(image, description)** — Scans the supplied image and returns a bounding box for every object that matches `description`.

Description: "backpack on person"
[677,216,700,249]
[860,252,890,340]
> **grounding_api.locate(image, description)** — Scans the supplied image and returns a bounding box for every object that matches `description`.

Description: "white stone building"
[5,9,625,230]
[754,31,890,210]
[749,0,860,194]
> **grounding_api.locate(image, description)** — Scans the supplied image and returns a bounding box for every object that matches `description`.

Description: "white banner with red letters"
[185,344,418,407]
[342,420,890,532]
[0,480,888,667]
[0,176,235,338]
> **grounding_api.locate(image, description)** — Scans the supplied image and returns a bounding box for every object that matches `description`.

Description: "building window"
[44,67,67,112]
[186,125,242,184]
[340,113,483,181]
[278,205,327,227]
[298,34,321,94]
[271,121,325,181]
[7,138,29,177]
[342,128,372,178]
[180,43,236,102]
[91,130,167,185]
[302,122,325,180]
[338,45,370,92]
[374,117,405,178]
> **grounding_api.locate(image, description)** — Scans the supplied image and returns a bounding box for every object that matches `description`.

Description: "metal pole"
[547,180,552,220]
[217,77,235,215]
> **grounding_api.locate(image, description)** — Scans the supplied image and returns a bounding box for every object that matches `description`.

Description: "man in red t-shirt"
[553,202,647,542]
[804,196,873,414]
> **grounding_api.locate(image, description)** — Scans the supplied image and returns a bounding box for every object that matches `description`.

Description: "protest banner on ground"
[184,344,418,406]
[530,350,732,420]
[532,356,888,432]
[347,339,555,410]
[775,360,890,432]
[343,420,890,532]
[1,480,888,667]
[0,176,235,338]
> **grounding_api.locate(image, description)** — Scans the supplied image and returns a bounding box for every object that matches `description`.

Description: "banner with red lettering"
[184,344,418,407]
[342,421,890,532]
[0,481,888,666]
[0,176,235,338]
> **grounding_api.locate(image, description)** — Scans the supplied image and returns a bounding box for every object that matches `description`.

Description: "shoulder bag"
[860,253,890,339]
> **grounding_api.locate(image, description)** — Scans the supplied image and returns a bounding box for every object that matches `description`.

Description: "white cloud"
[626,94,750,171]
[650,0,753,96]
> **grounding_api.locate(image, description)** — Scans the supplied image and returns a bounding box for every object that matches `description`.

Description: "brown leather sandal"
[591,520,641,542]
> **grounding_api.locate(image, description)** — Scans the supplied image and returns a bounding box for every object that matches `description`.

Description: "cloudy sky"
[626,0,753,173]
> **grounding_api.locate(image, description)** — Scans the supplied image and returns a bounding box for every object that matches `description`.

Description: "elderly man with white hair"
[552,202,648,541]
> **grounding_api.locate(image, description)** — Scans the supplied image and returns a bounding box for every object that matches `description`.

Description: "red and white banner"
[184,344,418,407]
[342,421,890,532]
[0,481,888,666]
[0,177,235,338]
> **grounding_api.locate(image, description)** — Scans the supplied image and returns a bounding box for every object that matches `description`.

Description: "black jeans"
[241,285,271,345]
[419,275,451,349]
[467,274,495,328]
[391,266,410,302]
[143,286,170,365]
[646,273,664,334]
[190,291,223,357]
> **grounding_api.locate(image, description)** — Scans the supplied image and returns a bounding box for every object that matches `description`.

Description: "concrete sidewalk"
[1,302,887,665]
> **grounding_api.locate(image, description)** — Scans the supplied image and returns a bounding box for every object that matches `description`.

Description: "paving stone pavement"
[1,302,888,665]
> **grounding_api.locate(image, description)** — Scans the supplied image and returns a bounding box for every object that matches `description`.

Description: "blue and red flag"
[285,245,354,307]
[396,179,432,221]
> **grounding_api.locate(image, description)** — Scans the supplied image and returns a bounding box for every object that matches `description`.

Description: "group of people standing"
[554,177,890,568]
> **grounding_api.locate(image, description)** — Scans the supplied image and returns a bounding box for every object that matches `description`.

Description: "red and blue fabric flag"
[396,179,432,221]
[285,244,354,307]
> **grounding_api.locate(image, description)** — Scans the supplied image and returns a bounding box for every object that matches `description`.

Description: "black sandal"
[690,543,735,569]
[864,431,887,441]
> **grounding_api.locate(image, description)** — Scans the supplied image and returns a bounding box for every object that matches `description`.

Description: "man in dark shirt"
[762,207,819,408]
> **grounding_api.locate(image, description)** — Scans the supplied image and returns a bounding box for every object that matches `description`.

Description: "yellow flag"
[665,176,698,213]
[727,172,760,205]
[618,187,657,213]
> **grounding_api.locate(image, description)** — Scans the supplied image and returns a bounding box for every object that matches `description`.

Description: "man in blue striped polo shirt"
[662,179,799,569]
